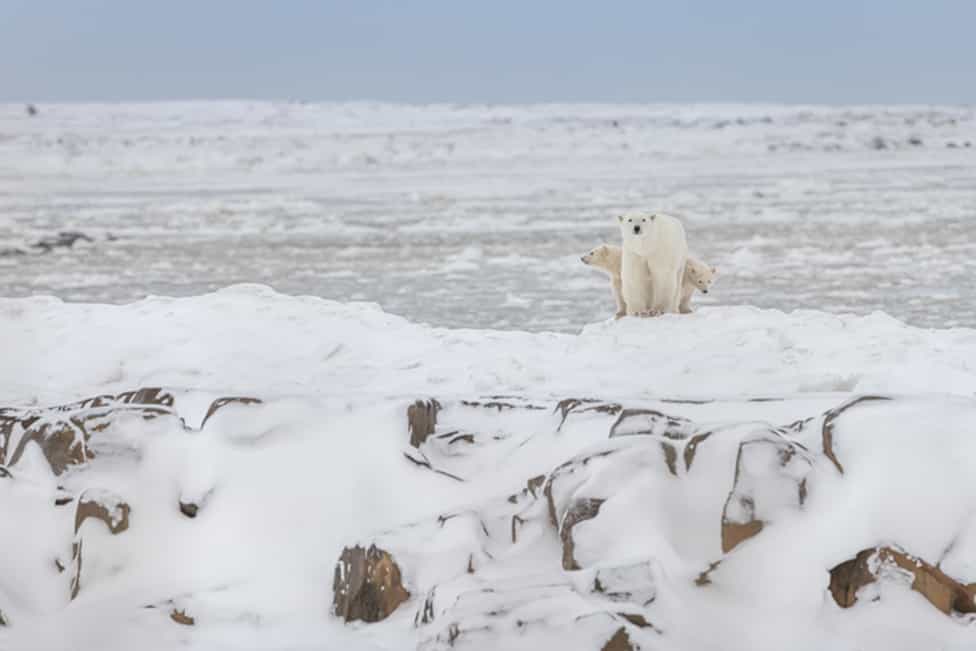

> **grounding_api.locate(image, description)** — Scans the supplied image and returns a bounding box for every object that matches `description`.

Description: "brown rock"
[0,418,92,476]
[720,437,811,553]
[526,474,546,497]
[721,519,764,554]
[617,612,653,629]
[74,492,130,535]
[70,490,131,599]
[609,408,696,440]
[333,544,410,623]
[414,587,436,627]
[408,399,441,448]
[0,387,179,475]
[170,609,195,626]
[460,398,545,411]
[560,498,606,570]
[200,396,262,428]
[695,560,721,587]
[592,562,656,605]
[554,398,622,430]
[821,395,890,475]
[829,546,976,615]
[659,441,678,476]
[601,626,636,651]
[682,430,714,471]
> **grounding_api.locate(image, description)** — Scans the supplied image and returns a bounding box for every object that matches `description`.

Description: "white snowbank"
[4,285,976,406]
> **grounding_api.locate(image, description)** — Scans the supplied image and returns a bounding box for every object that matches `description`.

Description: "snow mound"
[3,286,976,405]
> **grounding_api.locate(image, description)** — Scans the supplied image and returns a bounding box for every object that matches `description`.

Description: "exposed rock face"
[829,546,976,615]
[592,562,657,606]
[601,626,635,651]
[70,490,131,599]
[0,388,260,476]
[403,396,552,481]
[332,545,410,623]
[169,609,195,626]
[555,398,622,430]
[561,498,606,570]
[200,396,262,428]
[721,436,812,552]
[179,502,199,518]
[178,487,214,519]
[4,389,973,647]
[413,573,655,651]
[819,395,890,475]
[408,399,441,447]
[383,393,976,648]
[608,408,697,439]
[0,414,93,476]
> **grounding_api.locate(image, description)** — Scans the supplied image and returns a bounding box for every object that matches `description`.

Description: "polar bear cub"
[618,212,688,315]
[580,244,626,318]
[582,243,716,316]
[679,258,717,314]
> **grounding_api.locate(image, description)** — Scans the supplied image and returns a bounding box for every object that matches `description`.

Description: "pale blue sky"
[2,0,974,104]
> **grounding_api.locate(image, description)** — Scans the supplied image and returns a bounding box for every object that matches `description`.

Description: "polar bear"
[618,212,688,316]
[582,243,715,317]
[679,258,717,314]
[580,244,626,318]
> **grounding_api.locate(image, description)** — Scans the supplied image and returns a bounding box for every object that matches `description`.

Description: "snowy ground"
[1,102,975,331]
[2,103,976,649]
[2,289,976,650]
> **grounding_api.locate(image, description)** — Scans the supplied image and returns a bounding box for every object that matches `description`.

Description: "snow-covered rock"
[1,289,976,650]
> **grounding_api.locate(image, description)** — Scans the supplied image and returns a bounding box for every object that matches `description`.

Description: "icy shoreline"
[3,101,975,331]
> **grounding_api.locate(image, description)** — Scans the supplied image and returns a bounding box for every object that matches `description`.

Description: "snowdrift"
[1,286,976,651]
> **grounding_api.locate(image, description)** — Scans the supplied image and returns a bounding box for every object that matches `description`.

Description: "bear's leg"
[611,275,627,318]
[679,276,695,313]
[650,268,679,315]
[621,255,652,315]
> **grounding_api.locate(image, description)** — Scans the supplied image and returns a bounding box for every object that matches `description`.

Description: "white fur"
[580,244,626,318]
[584,243,715,316]
[679,257,717,314]
[618,212,688,315]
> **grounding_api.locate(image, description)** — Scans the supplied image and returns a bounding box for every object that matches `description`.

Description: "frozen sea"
[1,101,974,331]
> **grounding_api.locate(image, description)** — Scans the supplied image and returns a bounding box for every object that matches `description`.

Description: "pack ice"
[1,285,976,651]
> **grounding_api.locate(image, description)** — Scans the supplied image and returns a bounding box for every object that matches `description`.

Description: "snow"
[4,286,976,408]
[1,288,976,650]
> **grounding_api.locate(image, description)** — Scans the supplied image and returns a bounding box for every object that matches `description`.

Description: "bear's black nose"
[633,226,641,235]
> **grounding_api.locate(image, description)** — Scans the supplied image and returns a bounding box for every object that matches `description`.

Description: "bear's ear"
[711,266,717,273]
[650,214,657,220]
[617,215,624,223]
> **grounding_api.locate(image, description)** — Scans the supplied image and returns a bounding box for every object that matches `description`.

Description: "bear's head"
[581,244,611,266]
[618,212,657,253]
[686,259,717,294]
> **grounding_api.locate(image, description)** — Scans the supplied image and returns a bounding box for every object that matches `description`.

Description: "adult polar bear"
[618,212,689,316]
